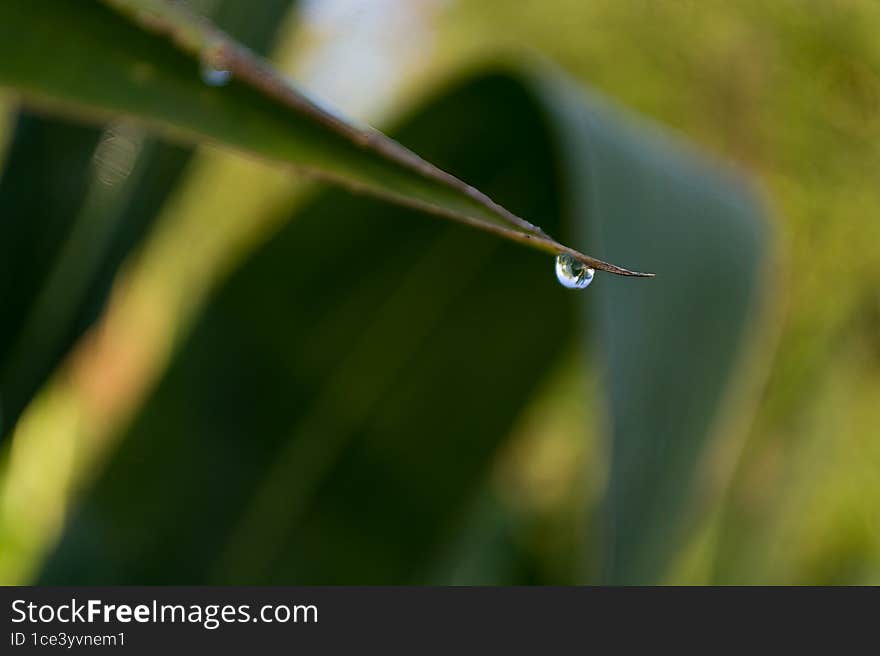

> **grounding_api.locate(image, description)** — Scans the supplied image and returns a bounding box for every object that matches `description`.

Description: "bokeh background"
[1,0,879,584]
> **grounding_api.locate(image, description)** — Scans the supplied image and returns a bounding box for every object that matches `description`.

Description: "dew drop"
[92,125,141,187]
[200,44,231,87]
[201,62,231,87]
[555,253,595,289]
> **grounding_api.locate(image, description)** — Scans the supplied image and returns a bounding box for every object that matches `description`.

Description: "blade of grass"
[0,0,296,441]
[0,0,650,277]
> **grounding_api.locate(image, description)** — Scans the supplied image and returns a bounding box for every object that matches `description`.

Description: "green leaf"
[0,0,649,278]
[0,115,103,439]
[40,67,766,584]
[0,0,294,441]
[534,73,767,583]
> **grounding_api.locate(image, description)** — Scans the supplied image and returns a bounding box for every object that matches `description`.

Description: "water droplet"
[92,125,141,187]
[201,44,231,86]
[555,253,595,289]
[202,63,231,86]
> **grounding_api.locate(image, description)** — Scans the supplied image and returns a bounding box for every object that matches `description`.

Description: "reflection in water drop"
[201,62,231,86]
[201,43,231,87]
[92,126,141,187]
[555,253,595,289]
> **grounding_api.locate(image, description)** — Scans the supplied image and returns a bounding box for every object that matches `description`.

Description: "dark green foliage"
[0,116,102,437]
[0,0,294,440]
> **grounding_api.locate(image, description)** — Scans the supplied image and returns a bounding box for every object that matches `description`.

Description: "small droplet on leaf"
[555,253,595,289]
[92,125,141,186]
[200,44,231,87]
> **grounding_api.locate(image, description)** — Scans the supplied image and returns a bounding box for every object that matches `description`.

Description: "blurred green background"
[1,0,879,585]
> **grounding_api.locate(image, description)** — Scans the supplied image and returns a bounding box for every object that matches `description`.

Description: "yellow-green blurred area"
[454,0,880,585]
[1,0,879,584]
